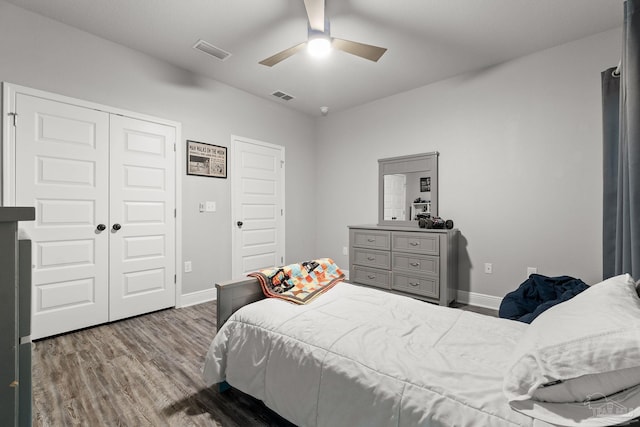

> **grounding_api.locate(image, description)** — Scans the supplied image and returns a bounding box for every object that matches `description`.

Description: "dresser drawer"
[353,248,391,270]
[352,230,391,250]
[392,272,439,299]
[391,232,439,255]
[392,253,439,276]
[351,266,391,290]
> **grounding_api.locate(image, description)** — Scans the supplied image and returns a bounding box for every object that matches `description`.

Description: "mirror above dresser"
[378,152,438,227]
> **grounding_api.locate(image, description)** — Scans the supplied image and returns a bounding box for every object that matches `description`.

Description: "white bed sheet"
[203,282,548,427]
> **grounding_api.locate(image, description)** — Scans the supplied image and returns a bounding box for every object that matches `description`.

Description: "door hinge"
[174,274,177,284]
[174,208,177,218]
[281,256,284,264]
[280,160,284,168]
[8,112,17,127]
[174,143,176,152]
[281,208,284,216]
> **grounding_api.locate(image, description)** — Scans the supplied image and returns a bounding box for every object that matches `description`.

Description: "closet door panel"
[15,94,110,339]
[108,115,176,321]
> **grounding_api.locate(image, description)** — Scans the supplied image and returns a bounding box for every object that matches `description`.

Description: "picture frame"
[420,177,431,192]
[187,140,227,178]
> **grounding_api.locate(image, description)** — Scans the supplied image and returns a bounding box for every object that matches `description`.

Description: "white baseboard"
[456,290,502,311]
[178,287,217,308]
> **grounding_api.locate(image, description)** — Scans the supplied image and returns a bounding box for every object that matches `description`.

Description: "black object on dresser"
[0,207,35,426]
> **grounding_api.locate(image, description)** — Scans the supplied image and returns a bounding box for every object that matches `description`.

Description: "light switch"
[199,202,205,212]
[206,201,216,212]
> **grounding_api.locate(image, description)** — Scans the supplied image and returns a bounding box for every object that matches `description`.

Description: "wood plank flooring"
[32,300,496,426]
[32,302,295,427]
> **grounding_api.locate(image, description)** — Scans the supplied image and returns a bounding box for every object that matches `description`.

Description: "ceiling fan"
[259,0,387,67]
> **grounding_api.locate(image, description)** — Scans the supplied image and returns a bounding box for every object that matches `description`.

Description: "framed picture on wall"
[187,140,227,178]
[420,177,431,192]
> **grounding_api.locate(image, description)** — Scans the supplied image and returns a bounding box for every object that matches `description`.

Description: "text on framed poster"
[187,140,227,178]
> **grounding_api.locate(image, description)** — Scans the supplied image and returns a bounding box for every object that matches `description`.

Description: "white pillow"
[503,273,640,426]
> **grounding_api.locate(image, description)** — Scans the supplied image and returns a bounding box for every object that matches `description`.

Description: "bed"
[203,273,640,427]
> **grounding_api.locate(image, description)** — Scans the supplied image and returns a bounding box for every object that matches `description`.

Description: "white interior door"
[15,94,110,339]
[109,115,176,321]
[384,174,407,220]
[231,136,285,277]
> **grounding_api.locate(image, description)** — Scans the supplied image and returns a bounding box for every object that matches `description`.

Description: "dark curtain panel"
[602,68,620,279]
[602,0,640,280]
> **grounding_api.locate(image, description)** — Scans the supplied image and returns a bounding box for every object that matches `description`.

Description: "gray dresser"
[348,225,458,306]
[0,207,35,427]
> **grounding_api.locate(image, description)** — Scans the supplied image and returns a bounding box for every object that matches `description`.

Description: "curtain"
[602,0,640,280]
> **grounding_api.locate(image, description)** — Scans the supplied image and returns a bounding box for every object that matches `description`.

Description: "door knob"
[112,223,122,231]
[237,221,243,228]
[96,224,106,231]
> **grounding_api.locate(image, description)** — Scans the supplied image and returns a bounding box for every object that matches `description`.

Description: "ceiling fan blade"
[259,42,307,67]
[303,0,325,32]
[332,38,387,62]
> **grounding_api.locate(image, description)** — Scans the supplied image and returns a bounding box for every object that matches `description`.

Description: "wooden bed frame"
[215,277,266,330]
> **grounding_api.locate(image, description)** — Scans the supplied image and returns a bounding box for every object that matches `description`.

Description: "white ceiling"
[6,0,623,116]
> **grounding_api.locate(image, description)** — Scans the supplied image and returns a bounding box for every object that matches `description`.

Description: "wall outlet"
[198,202,205,213]
[527,267,537,276]
[342,246,348,256]
[184,261,192,273]
[484,263,493,274]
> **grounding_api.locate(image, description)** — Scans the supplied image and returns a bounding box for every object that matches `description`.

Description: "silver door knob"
[112,223,122,231]
[96,224,106,231]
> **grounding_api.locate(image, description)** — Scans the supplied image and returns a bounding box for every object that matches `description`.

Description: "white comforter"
[203,282,546,427]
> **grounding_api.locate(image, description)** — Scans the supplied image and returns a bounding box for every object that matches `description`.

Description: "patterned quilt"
[248,258,345,304]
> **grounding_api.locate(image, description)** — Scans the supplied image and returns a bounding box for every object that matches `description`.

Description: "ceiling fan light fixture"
[258,0,386,66]
[307,35,331,58]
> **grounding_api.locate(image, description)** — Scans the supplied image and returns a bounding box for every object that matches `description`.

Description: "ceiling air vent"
[272,91,295,101]
[193,39,231,61]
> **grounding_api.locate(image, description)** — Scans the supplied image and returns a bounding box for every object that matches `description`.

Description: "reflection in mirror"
[383,174,407,220]
[405,171,431,220]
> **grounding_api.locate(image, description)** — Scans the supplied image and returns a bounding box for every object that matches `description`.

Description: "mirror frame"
[378,152,438,227]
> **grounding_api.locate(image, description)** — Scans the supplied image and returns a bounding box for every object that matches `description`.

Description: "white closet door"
[108,115,176,321]
[15,94,110,339]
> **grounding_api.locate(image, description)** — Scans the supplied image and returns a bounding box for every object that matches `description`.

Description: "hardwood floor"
[32,302,294,427]
[451,302,499,317]
[32,299,496,426]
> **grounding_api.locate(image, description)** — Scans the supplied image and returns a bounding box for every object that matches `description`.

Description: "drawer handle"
[410,262,420,267]
[367,274,376,279]
[409,281,420,287]
[367,238,375,242]
[367,256,375,261]
[409,241,420,246]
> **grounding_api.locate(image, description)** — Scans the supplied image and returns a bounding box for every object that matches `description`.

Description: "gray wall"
[0,1,317,297]
[316,28,621,297]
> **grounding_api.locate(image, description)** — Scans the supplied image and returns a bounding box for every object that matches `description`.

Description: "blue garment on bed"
[498,274,589,323]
